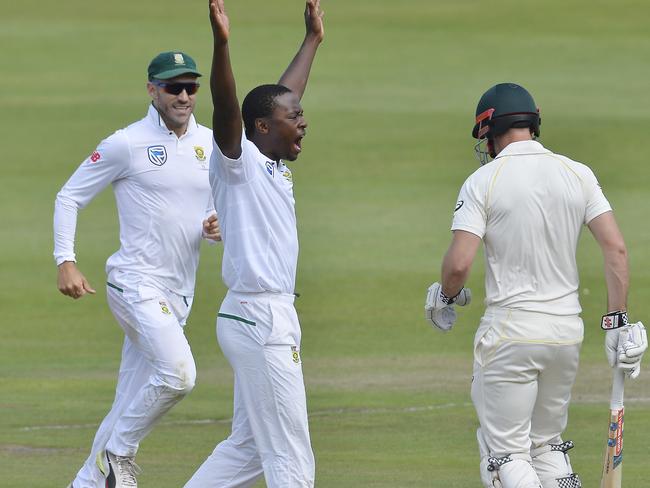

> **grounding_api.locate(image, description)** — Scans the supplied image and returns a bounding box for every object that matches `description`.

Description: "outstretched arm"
[209,0,242,158]
[278,0,325,100]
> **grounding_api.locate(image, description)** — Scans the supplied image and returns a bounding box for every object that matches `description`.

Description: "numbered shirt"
[210,133,298,294]
[452,140,611,315]
[53,104,214,296]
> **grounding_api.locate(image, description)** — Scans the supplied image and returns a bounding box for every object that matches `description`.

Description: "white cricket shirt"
[53,104,214,296]
[210,133,298,294]
[452,140,611,315]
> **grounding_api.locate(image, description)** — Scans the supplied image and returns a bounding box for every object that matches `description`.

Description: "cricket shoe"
[101,450,141,488]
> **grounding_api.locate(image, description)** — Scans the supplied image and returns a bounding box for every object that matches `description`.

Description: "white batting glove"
[606,322,647,380]
[424,282,471,332]
[618,322,647,379]
[604,311,629,368]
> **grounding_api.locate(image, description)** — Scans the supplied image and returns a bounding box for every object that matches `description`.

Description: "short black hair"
[242,84,292,138]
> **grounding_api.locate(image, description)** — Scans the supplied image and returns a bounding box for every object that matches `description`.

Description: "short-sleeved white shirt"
[210,133,298,294]
[452,140,611,315]
[54,104,214,296]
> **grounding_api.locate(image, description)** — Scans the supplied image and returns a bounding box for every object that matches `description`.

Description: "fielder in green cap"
[56,49,220,488]
[147,50,202,80]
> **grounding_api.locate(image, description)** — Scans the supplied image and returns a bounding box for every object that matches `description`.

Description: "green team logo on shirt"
[194,146,206,162]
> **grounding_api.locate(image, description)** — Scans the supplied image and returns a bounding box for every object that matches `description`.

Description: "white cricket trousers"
[185,290,315,488]
[72,270,196,488]
[471,307,583,486]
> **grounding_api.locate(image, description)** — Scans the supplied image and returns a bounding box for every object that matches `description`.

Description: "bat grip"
[610,368,625,409]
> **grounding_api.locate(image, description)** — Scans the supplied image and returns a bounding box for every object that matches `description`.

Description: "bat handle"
[610,367,625,409]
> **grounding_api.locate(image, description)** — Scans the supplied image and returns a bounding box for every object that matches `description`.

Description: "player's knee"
[531,441,582,488]
[159,359,196,395]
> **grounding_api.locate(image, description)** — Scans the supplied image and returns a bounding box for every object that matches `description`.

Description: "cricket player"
[54,51,220,488]
[424,83,647,488]
[183,1,324,486]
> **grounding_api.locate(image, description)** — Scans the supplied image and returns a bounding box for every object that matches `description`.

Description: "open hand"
[209,0,230,43]
[304,0,324,43]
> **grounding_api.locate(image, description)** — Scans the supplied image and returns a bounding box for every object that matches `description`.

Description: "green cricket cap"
[147,51,202,80]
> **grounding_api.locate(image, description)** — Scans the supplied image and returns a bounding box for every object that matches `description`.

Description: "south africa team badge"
[291,346,301,364]
[159,300,171,315]
[147,145,167,166]
[194,146,206,162]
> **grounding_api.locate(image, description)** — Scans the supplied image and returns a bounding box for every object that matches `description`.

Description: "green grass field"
[2,0,650,486]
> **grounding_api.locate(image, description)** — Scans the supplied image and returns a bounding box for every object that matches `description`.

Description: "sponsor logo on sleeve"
[147,145,167,166]
[90,151,101,163]
[454,200,464,212]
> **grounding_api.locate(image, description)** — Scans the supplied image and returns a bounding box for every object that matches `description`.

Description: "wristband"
[440,289,460,306]
[601,310,628,330]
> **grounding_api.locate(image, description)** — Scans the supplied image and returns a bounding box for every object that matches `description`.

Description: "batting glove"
[424,282,471,332]
[604,310,629,367]
[618,322,647,379]
[605,322,647,380]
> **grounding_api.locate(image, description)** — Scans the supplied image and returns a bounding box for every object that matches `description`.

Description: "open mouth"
[292,136,303,154]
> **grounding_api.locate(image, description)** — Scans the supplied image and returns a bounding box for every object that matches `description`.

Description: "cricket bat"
[600,367,625,488]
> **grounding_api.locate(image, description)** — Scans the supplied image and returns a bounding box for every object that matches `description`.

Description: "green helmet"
[472,83,541,140]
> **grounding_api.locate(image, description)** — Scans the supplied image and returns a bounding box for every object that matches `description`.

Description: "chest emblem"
[265,161,274,176]
[147,145,167,166]
[282,169,293,182]
[193,146,206,162]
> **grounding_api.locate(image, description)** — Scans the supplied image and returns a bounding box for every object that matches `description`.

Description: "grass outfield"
[2,0,650,486]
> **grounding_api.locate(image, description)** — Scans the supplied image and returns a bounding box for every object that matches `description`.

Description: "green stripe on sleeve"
[217,312,256,326]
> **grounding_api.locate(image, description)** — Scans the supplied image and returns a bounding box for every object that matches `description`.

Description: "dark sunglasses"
[151,79,200,95]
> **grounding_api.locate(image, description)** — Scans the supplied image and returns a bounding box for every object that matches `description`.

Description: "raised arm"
[278,0,325,100]
[209,0,242,158]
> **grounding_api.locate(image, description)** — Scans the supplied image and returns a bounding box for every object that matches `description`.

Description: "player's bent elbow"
[444,262,472,283]
[606,239,628,264]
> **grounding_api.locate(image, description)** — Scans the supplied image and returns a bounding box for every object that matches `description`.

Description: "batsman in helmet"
[425,83,647,487]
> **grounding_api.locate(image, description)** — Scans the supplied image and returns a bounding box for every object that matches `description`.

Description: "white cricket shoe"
[105,450,141,488]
